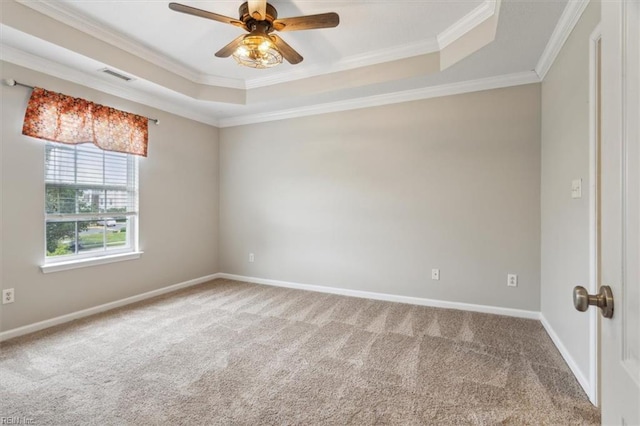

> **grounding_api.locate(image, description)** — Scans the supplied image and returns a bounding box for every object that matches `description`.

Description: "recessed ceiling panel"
[52,0,484,80]
[1,0,569,126]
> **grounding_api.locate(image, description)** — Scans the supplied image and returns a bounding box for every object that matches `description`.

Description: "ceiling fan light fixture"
[169,2,339,67]
[232,34,283,69]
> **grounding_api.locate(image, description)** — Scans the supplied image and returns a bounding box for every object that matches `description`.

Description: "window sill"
[40,251,143,274]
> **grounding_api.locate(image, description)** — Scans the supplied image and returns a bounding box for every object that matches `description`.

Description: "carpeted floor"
[1,279,599,425]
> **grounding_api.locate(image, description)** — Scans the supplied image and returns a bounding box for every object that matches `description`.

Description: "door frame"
[587,23,601,407]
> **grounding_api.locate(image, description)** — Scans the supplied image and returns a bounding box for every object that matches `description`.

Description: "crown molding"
[3,44,538,131]
[1,43,220,127]
[438,0,498,49]
[245,0,499,89]
[220,71,540,127]
[14,0,246,90]
[535,0,590,80]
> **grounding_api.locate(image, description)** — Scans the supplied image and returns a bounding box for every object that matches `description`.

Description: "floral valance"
[22,88,148,157]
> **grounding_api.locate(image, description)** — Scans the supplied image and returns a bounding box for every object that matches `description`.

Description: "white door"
[600,0,640,424]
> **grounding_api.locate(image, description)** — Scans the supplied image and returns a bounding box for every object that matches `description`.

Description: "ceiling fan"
[168,1,340,69]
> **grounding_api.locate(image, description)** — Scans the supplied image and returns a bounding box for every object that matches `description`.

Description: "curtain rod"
[3,78,159,125]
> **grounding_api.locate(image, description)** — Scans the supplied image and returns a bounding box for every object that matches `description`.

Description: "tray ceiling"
[0,0,569,126]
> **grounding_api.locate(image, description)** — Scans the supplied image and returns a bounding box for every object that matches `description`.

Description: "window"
[44,141,138,262]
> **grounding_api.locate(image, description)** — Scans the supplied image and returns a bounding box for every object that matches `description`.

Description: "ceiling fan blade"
[248,0,267,20]
[272,13,339,32]
[168,3,245,29]
[215,34,246,58]
[272,35,303,64]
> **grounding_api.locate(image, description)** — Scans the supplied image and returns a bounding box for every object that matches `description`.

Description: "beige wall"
[0,62,546,332]
[220,84,542,311]
[0,61,220,331]
[540,0,600,387]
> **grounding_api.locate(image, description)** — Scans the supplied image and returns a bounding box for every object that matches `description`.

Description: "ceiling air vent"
[99,68,135,82]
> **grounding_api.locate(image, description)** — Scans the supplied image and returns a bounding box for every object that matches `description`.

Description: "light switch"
[571,179,582,199]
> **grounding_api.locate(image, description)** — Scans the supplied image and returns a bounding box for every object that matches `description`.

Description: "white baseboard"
[539,313,593,403]
[0,273,221,342]
[217,273,540,320]
[0,272,537,342]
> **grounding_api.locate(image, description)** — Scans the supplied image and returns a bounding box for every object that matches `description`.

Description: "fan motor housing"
[239,2,278,23]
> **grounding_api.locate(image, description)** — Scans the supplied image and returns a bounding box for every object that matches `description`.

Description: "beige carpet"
[1,279,599,425]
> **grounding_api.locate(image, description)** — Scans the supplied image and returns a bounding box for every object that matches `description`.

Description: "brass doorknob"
[573,285,614,319]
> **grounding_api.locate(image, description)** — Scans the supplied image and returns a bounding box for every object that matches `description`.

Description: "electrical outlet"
[2,288,15,304]
[249,253,255,263]
[431,269,440,280]
[507,274,518,287]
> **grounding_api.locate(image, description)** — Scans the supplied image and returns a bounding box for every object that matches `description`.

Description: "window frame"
[42,141,140,267]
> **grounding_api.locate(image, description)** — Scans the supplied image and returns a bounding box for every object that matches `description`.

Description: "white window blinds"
[45,141,138,259]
